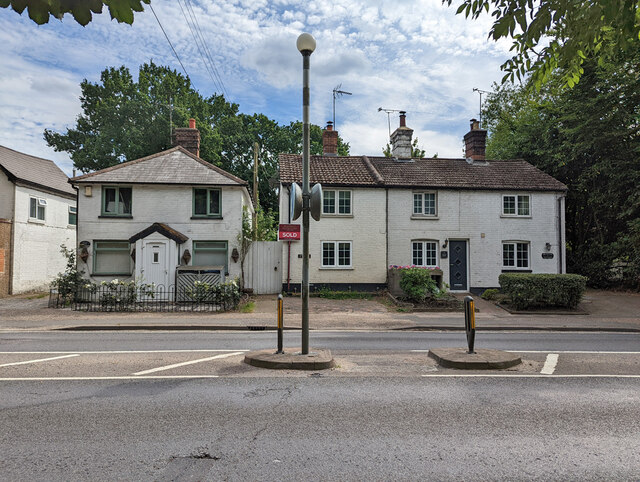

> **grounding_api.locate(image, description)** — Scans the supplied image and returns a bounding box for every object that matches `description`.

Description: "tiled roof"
[278,154,382,186]
[279,154,567,192]
[71,147,247,186]
[0,145,75,197]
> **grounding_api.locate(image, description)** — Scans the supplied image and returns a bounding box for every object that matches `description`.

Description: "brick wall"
[0,219,11,297]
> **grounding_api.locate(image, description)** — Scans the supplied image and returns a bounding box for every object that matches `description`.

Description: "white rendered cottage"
[0,145,76,296]
[70,121,253,289]
[279,115,567,294]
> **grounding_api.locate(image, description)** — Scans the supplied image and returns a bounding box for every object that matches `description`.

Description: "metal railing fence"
[48,284,240,312]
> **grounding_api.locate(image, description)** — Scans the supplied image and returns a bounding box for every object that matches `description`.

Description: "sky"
[0,0,512,175]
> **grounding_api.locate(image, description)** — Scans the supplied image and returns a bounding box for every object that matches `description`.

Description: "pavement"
[0,289,638,333]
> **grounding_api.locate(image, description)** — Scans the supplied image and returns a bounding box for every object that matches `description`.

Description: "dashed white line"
[133,351,245,376]
[540,353,559,374]
[0,354,80,368]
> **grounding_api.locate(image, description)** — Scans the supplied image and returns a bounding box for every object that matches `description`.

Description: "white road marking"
[421,374,640,378]
[0,350,248,354]
[0,354,79,367]
[0,376,219,381]
[540,353,559,374]
[411,350,640,355]
[510,350,640,354]
[133,351,245,375]
[0,374,639,381]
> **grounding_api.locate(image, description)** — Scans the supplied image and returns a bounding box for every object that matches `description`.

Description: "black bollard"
[464,296,476,353]
[276,294,284,354]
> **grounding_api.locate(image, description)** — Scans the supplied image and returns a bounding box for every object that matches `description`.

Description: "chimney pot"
[464,119,487,162]
[172,119,201,157]
[390,112,413,159]
[322,122,339,156]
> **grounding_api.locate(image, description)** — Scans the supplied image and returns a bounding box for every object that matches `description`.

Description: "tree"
[0,0,149,25]
[445,0,640,88]
[45,62,350,214]
[44,62,231,174]
[482,44,640,287]
[382,137,426,158]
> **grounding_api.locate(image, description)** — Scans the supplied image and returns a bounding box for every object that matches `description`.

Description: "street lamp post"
[297,33,316,355]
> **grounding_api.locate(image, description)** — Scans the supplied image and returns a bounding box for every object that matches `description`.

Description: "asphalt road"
[1,331,639,480]
[2,329,640,352]
[1,376,639,480]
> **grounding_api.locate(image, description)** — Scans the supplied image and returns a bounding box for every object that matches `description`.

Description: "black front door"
[449,240,468,291]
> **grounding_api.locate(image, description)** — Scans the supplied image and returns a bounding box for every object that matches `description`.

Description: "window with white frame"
[412,240,438,267]
[413,192,437,216]
[503,242,530,269]
[502,194,530,216]
[29,197,46,221]
[323,190,351,215]
[68,206,77,225]
[321,241,352,268]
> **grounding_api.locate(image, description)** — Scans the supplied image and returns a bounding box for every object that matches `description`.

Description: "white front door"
[142,240,169,289]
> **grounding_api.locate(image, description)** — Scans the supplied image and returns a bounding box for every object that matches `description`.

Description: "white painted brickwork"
[12,185,76,293]
[280,186,387,285]
[387,189,565,289]
[77,184,249,284]
[280,183,565,290]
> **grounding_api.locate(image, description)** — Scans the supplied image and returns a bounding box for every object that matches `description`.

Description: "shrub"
[481,288,500,301]
[50,245,84,305]
[97,279,156,309]
[314,286,373,300]
[400,268,438,303]
[185,279,242,308]
[498,273,587,310]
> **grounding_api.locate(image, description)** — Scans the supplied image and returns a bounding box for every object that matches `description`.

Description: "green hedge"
[498,273,587,310]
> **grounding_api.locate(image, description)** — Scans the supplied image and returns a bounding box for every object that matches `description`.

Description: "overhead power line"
[183,0,228,99]
[149,4,191,82]
[177,0,228,98]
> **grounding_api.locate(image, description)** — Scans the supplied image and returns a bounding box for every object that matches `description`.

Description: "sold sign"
[279,224,301,241]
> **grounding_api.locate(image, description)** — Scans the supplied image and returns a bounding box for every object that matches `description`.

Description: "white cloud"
[0,0,513,176]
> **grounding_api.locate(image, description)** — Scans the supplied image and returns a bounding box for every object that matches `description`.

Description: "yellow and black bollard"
[276,294,284,354]
[464,296,476,353]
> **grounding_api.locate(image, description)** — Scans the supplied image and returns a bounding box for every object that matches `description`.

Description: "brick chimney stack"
[173,118,201,157]
[322,121,338,156]
[390,111,413,159]
[464,118,487,162]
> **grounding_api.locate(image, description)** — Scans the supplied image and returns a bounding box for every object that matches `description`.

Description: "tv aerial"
[472,88,492,128]
[378,107,402,138]
[332,84,352,129]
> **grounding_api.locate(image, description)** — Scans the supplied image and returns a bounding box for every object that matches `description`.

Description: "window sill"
[319,267,354,270]
[28,218,45,224]
[411,215,439,220]
[99,215,133,219]
[190,216,223,220]
[321,214,353,218]
[500,215,532,219]
[501,269,532,273]
[67,225,77,228]
[91,273,133,277]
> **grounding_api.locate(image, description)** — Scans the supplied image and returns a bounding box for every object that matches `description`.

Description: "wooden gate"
[244,241,282,294]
